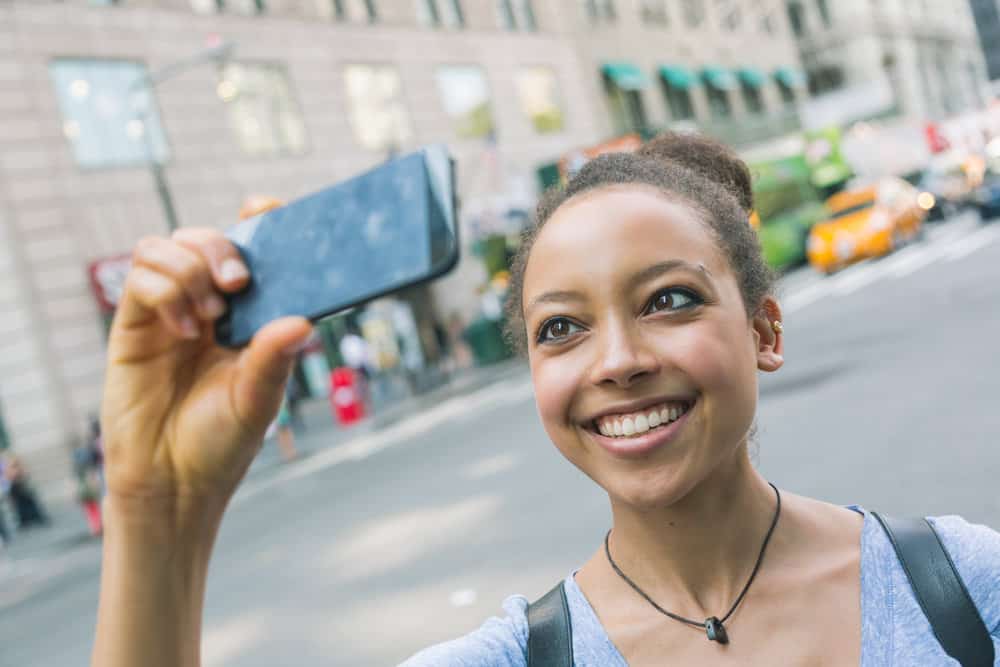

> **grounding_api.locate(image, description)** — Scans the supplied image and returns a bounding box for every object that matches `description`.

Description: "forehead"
[524,186,728,295]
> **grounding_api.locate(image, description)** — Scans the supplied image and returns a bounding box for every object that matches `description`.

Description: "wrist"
[102,490,227,551]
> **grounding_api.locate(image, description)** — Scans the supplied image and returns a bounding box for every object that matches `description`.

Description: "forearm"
[91,493,226,667]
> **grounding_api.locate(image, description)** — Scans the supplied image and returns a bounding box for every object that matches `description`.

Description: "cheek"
[654,318,758,401]
[529,352,584,441]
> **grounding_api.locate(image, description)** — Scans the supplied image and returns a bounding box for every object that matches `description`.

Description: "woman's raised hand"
[101,227,313,508]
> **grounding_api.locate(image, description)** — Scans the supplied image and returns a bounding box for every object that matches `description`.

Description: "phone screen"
[216,145,458,347]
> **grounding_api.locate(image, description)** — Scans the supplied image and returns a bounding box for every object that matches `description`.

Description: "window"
[418,0,464,27]
[806,64,844,96]
[603,75,647,134]
[341,0,377,22]
[777,79,796,106]
[786,0,806,37]
[191,0,224,12]
[583,0,616,23]
[741,82,763,113]
[816,0,831,27]
[230,0,265,13]
[707,85,731,118]
[435,66,495,139]
[680,0,704,27]
[661,84,694,121]
[218,63,307,157]
[515,67,565,133]
[640,0,668,25]
[343,65,411,151]
[498,0,536,30]
[49,59,170,168]
[319,0,346,20]
[89,0,121,5]
[716,0,741,30]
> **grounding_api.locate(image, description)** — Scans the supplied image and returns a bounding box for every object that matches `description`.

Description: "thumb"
[231,316,313,433]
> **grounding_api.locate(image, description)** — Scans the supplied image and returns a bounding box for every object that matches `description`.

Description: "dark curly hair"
[504,131,776,353]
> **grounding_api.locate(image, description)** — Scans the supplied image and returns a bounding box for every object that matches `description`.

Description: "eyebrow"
[629,259,712,288]
[525,260,712,316]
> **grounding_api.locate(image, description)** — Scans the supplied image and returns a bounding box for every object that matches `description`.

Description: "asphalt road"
[3,215,1000,666]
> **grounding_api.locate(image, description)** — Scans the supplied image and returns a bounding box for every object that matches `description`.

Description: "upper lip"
[581,394,697,425]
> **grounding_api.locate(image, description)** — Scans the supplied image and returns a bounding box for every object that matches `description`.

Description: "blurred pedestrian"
[274,395,298,463]
[339,328,372,406]
[1,453,49,530]
[73,418,105,536]
[285,371,307,432]
[0,473,10,548]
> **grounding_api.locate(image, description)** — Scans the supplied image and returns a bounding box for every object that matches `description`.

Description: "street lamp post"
[128,41,235,233]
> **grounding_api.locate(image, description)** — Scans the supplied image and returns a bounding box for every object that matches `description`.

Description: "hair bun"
[636,131,753,215]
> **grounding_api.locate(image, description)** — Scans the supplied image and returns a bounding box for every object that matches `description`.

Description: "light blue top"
[402,510,1000,665]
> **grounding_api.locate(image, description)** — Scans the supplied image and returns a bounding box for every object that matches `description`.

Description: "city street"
[3,215,1000,666]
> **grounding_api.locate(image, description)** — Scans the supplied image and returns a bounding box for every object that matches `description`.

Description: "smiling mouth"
[589,399,695,439]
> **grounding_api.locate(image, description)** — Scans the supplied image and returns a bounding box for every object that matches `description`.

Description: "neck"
[605,448,778,620]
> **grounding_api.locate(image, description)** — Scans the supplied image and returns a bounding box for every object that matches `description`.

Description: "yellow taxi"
[806,177,926,274]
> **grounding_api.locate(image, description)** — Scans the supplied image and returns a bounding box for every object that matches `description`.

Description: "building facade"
[558,0,809,148]
[969,0,1000,91]
[0,0,605,496]
[0,0,815,498]
[786,0,988,127]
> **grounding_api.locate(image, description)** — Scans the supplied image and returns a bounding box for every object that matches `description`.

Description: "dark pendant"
[705,617,729,644]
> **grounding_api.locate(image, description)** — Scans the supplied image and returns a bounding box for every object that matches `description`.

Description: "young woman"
[92,133,1000,666]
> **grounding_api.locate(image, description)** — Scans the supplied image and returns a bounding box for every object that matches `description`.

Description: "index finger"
[171,227,250,293]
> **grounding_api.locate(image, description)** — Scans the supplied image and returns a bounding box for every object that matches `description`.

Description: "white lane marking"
[233,378,534,505]
[783,221,999,314]
[462,453,521,480]
[449,589,478,607]
[944,225,1000,261]
[829,260,882,296]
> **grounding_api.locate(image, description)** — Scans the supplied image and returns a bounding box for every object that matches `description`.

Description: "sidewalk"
[0,358,528,610]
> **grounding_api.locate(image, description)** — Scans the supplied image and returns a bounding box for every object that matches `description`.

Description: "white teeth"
[634,414,649,433]
[594,402,692,439]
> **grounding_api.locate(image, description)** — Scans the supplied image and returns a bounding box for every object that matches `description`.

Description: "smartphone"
[215,144,459,348]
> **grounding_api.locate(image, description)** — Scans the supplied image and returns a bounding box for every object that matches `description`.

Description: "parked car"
[757,201,829,272]
[972,169,1000,222]
[807,178,926,274]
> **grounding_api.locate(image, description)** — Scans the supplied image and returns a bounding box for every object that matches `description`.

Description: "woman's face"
[522,186,782,510]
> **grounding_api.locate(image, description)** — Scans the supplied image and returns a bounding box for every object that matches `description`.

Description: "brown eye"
[537,317,583,343]
[644,288,700,315]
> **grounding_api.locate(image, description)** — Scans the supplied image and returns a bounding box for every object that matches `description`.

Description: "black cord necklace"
[604,482,781,645]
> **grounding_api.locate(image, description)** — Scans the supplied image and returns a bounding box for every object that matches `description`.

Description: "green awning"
[602,62,648,91]
[736,67,765,88]
[701,67,737,91]
[774,66,807,88]
[659,65,695,89]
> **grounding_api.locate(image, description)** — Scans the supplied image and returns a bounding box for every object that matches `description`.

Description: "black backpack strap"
[527,581,573,667]
[872,512,995,667]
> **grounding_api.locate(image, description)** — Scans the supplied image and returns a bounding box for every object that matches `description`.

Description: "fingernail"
[179,315,200,339]
[202,294,226,318]
[220,258,249,283]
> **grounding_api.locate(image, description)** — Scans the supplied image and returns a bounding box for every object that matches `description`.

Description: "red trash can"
[329,367,365,426]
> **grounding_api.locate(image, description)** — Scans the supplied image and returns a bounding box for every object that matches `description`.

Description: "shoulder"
[398,595,529,667]
[927,514,1000,635]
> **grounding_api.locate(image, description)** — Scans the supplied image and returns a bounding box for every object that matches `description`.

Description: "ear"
[752,296,784,373]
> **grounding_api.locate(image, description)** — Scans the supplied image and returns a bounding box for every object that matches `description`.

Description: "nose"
[589,318,660,389]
